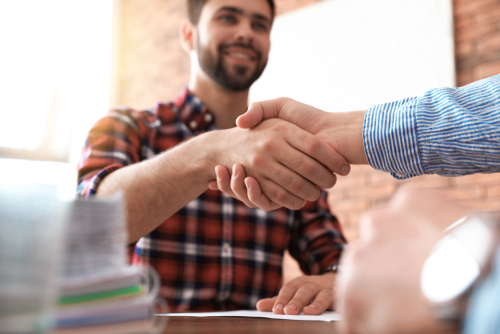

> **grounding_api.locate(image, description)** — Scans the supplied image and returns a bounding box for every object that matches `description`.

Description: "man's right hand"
[206,118,349,210]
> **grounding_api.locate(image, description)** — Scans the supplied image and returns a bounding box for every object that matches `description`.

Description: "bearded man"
[77,0,348,314]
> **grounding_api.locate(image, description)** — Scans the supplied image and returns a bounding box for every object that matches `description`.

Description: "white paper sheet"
[159,310,340,322]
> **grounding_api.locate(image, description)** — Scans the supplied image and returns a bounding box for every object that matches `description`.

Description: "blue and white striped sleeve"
[363,74,500,179]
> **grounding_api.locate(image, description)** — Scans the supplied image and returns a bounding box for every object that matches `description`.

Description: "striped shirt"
[77,88,346,312]
[364,74,500,332]
[364,74,500,179]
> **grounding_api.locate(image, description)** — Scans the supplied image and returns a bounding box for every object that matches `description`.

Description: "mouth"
[223,47,257,65]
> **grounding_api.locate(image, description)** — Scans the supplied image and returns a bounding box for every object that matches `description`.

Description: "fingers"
[302,289,334,315]
[212,165,288,211]
[282,283,325,315]
[256,296,277,312]
[214,165,236,197]
[245,177,282,211]
[230,164,256,208]
[281,124,348,182]
[271,278,326,316]
[207,180,218,190]
[236,99,286,129]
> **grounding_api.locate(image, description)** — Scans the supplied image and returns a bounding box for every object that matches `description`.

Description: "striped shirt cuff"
[363,96,425,179]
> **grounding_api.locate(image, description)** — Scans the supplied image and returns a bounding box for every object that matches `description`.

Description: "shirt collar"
[170,88,216,134]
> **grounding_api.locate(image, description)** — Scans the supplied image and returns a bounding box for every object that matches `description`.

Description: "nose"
[234,19,254,45]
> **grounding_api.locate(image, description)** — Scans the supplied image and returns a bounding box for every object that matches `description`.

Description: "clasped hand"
[209,117,349,210]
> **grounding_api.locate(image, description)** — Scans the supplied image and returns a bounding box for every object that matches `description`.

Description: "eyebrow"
[216,6,272,24]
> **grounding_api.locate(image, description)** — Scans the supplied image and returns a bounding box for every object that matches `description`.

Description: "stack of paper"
[0,183,66,333]
[54,195,167,334]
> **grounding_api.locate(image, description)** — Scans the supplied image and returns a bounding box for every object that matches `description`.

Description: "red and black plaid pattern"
[77,88,347,312]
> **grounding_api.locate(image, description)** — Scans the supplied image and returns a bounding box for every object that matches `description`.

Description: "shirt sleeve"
[463,245,500,334]
[363,74,500,179]
[288,191,347,275]
[77,108,158,198]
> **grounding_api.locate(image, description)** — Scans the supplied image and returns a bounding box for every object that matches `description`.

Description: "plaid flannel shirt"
[77,88,347,312]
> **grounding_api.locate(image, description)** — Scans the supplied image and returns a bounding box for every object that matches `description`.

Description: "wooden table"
[162,316,339,334]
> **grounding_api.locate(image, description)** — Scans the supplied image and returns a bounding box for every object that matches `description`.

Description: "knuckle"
[302,283,319,295]
[289,178,305,194]
[248,153,265,167]
[274,190,289,204]
[306,138,321,155]
[302,160,318,176]
[260,138,275,152]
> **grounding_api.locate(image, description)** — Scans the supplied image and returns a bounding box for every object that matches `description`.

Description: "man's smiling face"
[194,0,272,91]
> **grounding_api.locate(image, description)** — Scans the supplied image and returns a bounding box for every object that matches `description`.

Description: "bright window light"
[0,0,114,163]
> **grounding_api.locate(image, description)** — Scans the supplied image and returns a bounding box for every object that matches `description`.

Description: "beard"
[197,37,267,91]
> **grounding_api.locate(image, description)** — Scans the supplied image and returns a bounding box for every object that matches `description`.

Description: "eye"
[219,14,236,23]
[252,21,268,32]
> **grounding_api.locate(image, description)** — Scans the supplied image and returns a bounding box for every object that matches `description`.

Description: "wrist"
[156,131,221,184]
[325,110,367,164]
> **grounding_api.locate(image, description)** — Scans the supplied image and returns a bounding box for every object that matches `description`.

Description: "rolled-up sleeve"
[77,108,157,198]
[288,191,347,275]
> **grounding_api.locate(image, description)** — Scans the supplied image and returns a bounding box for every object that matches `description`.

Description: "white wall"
[250,0,455,112]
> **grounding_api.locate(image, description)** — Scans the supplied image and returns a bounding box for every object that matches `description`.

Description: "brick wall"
[329,0,500,243]
[115,0,500,280]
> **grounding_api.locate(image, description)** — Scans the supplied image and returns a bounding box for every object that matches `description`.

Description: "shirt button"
[221,291,230,300]
[222,242,231,254]
[189,120,197,129]
[204,113,213,123]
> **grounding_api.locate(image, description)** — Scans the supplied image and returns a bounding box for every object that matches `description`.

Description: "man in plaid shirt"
[78,0,348,314]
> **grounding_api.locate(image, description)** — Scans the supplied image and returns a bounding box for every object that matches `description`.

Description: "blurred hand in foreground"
[336,186,468,334]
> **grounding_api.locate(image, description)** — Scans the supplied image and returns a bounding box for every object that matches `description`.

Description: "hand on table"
[256,272,336,315]
[336,187,468,334]
[209,98,366,210]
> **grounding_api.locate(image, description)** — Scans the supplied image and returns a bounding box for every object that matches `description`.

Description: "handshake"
[208,97,368,210]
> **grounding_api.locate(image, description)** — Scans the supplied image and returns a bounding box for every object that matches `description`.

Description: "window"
[0,0,116,163]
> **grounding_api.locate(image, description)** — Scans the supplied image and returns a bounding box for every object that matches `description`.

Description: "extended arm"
[78,111,347,243]
[212,74,500,208]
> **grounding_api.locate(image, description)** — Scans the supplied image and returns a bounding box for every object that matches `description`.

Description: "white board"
[250,0,455,112]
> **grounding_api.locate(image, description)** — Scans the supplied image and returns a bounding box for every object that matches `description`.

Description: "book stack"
[54,194,167,334]
[0,183,66,333]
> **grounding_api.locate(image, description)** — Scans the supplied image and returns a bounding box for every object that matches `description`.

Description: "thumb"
[237,98,290,129]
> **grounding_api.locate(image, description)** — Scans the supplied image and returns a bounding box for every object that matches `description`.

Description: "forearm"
[324,110,368,165]
[96,133,217,243]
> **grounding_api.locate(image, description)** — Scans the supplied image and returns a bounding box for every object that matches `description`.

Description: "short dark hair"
[187,0,275,25]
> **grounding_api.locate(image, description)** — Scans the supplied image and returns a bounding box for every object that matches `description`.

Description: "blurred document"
[163,310,340,322]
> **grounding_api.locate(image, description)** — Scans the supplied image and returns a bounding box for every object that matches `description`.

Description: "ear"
[180,19,195,52]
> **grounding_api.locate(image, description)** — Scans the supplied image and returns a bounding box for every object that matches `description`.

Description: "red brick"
[327,189,345,202]
[474,60,500,80]
[453,0,500,16]
[328,199,371,214]
[334,173,368,188]
[456,71,474,86]
[451,173,500,186]
[463,198,500,211]
[486,185,500,197]
[366,170,398,186]
[475,3,500,23]
[477,34,500,54]
[444,186,486,201]
[345,184,398,202]
[455,24,497,43]
[456,41,476,59]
